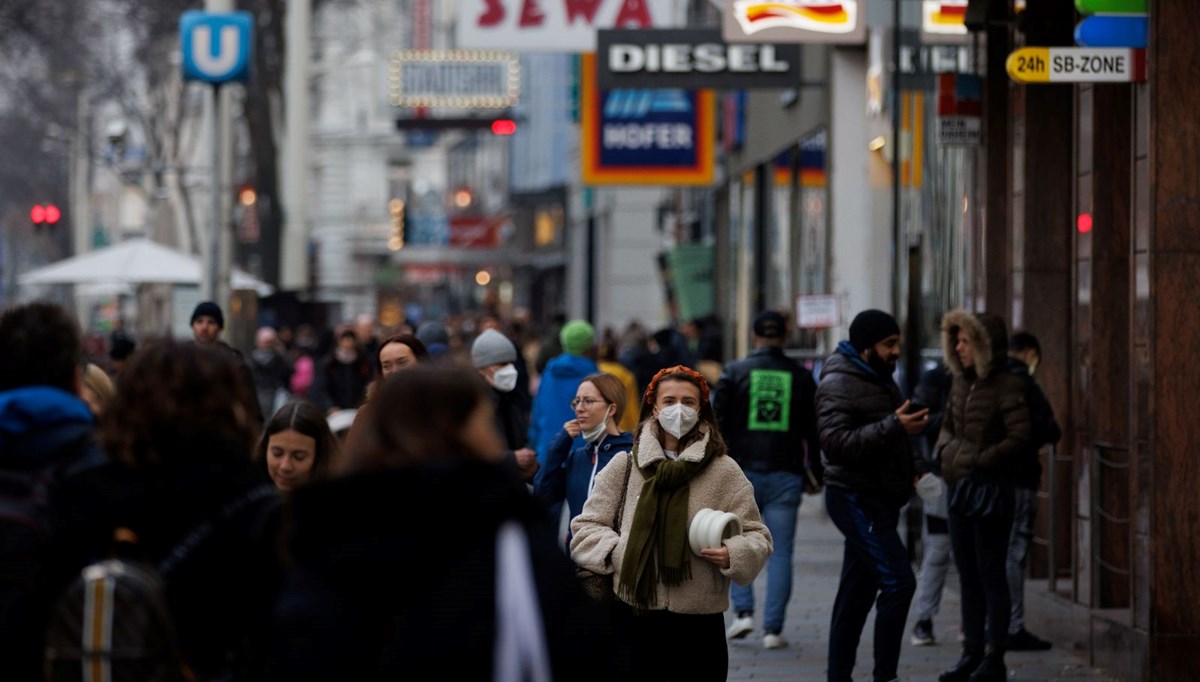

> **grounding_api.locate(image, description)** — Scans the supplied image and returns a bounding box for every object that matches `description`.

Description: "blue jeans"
[730,470,804,633]
[825,486,917,682]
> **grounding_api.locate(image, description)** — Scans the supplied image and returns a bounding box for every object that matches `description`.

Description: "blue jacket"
[533,429,634,523]
[528,353,597,464]
[0,386,101,474]
[0,386,104,680]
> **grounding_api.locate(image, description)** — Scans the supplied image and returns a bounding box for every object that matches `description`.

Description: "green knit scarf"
[619,431,719,610]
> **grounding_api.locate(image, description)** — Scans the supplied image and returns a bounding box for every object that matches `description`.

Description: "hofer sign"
[580,54,715,186]
[457,0,681,52]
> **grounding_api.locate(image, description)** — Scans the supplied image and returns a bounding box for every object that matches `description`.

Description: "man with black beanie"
[816,309,928,682]
[189,301,262,425]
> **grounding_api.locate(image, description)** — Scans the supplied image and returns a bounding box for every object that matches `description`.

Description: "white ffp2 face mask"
[656,403,699,439]
[490,364,518,393]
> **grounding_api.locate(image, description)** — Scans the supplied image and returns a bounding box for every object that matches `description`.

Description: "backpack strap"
[159,483,276,576]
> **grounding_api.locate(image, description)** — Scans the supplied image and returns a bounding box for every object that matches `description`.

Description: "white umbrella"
[18,238,273,295]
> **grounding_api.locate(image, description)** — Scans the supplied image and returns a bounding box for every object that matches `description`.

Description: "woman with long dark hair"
[267,365,611,680]
[255,401,341,492]
[570,365,773,680]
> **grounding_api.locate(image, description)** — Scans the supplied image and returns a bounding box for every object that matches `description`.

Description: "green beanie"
[559,320,595,356]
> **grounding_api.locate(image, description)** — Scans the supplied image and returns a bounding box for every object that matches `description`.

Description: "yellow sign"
[1006,47,1051,83]
[1007,46,1146,83]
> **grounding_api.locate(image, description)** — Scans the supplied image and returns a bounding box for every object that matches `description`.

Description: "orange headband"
[643,365,710,405]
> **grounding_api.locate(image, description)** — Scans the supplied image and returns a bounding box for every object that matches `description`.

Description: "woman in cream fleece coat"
[571,365,772,681]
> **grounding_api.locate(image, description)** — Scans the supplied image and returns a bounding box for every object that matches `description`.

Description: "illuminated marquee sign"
[390,50,520,109]
[723,0,865,44]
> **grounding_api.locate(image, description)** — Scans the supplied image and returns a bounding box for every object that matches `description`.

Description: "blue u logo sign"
[180,11,254,84]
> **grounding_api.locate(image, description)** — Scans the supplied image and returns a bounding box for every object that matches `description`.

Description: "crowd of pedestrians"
[1,298,1062,681]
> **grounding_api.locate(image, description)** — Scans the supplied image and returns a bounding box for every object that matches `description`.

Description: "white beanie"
[471,329,517,369]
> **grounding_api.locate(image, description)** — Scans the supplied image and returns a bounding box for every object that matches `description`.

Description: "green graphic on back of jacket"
[749,369,791,432]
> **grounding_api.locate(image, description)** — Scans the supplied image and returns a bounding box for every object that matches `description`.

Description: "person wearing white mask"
[472,329,539,481]
[533,373,634,535]
[571,365,773,679]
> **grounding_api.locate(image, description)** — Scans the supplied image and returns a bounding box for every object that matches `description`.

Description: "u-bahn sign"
[597,29,801,89]
[180,11,253,84]
[1006,46,1146,83]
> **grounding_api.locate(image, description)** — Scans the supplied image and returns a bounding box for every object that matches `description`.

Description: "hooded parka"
[937,311,1032,487]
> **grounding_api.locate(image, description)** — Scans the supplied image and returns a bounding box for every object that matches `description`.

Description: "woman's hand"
[563,419,582,438]
[699,546,731,569]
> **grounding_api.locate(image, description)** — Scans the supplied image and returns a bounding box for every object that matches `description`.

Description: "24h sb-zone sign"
[1006,46,1146,83]
[457,0,680,52]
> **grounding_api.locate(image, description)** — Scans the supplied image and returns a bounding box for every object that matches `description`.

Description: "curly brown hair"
[102,339,259,467]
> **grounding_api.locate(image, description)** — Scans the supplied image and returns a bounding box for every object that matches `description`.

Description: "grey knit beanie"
[471,329,517,368]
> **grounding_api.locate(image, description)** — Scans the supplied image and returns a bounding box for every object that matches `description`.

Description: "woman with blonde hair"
[79,363,114,416]
[534,372,634,530]
[571,365,773,679]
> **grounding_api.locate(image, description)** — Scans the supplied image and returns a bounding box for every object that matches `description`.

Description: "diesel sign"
[597,29,802,89]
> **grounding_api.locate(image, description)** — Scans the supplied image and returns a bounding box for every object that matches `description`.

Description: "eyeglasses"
[570,398,607,409]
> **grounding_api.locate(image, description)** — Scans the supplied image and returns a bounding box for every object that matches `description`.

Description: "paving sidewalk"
[725,494,1119,681]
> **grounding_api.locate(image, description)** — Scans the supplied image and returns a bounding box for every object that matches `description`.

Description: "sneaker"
[911,619,936,646]
[727,615,754,640]
[763,632,787,649]
[1006,628,1053,651]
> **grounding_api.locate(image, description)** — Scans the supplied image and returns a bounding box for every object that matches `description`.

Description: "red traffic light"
[30,204,61,225]
[1077,213,1093,234]
[490,119,517,136]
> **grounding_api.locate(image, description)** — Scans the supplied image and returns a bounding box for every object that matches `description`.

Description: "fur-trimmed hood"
[941,310,1009,379]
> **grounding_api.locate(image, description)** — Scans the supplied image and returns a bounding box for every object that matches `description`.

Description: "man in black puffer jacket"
[816,309,928,682]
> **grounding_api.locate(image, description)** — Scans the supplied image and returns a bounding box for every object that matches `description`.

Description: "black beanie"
[191,301,225,329]
[849,309,900,352]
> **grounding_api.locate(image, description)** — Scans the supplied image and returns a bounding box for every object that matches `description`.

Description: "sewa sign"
[457,0,681,52]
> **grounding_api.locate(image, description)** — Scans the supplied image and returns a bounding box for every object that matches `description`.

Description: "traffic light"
[490,119,517,136]
[31,204,61,228]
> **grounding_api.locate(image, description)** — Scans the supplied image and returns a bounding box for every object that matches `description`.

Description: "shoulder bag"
[577,453,632,603]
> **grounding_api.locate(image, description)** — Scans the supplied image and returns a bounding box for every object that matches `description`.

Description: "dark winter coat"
[714,346,822,480]
[315,353,372,411]
[125,436,282,679]
[937,311,1032,487]
[815,343,915,507]
[0,387,105,680]
[250,348,293,419]
[267,460,612,681]
[492,386,530,454]
[912,362,953,472]
[1005,357,1062,489]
